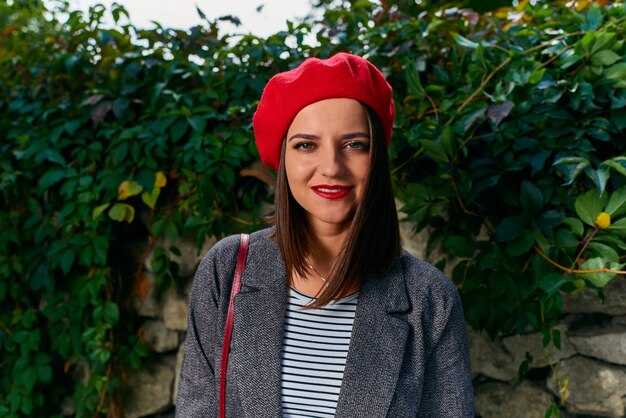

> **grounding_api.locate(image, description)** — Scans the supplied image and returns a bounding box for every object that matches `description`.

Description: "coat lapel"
[230,238,287,417]
[335,260,411,418]
[228,233,411,418]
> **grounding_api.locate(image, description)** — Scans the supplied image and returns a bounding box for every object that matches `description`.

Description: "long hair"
[270,103,401,308]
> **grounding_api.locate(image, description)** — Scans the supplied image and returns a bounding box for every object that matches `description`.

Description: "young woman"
[176,53,474,417]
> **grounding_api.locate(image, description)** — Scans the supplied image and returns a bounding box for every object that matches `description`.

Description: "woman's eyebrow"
[288,132,370,142]
[287,133,319,142]
[341,132,369,139]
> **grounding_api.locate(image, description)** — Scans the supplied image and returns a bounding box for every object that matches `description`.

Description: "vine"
[1,0,626,415]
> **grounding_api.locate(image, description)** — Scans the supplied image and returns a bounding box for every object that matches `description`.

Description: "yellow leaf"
[575,0,590,11]
[155,172,167,188]
[124,205,135,223]
[515,0,529,12]
[595,212,611,229]
[493,7,512,20]
[141,187,160,209]
[118,181,143,200]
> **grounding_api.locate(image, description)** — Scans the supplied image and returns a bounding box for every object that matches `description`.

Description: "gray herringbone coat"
[176,228,474,417]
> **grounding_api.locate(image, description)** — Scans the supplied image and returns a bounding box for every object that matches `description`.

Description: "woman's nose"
[319,145,344,177]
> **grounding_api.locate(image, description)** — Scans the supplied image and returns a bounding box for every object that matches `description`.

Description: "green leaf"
[580,257,620,287]
[592,30,616,54]
[556,228,578,248]
[461,106,487,132]
[103,302,119,325]
[406,62,424,97]
[187,115,207,133]
[92,203,110,220]
[602,156,626,177]
[170,118,188,143]
[577,31,595,56]
[605,63,626,84]
[584,5,604,32]
[562,217,584,237]
[439,126,456,157]
[20,395,33,415]
[587,242,619,262]
[539,273,569,296]
[38,168,66,190]
[36,364,52,383]
[585,166,610,196]
[560,51,582,70]
[442,235,474,258]
[495,216,526,241]
[553,156,590,185]
[506,233,535,256]
[520,181,543,213]
[44,149,66,165]
[606,186,626,217]
[419,140,449,163]
[22,366,37,391]
[528,68,545,84]
[216,165,236,187]
[93,236,109,265]
[30,263,53,293]
[552,329,562,350]
[135,169,156,191]
[609,218,626,236]
[60,249,76,275]
[451,32,479,49]
[537,210,563,230]
[108,203,135,223]
[575,190,607,226]
[591,50,621,67]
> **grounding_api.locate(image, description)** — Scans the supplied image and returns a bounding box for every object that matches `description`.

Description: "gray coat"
[176,228,474,417]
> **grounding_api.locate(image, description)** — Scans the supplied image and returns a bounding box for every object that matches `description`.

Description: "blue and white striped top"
[280,288,359,418]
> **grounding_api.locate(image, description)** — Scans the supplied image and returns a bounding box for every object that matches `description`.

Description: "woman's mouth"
[311,185,353,200]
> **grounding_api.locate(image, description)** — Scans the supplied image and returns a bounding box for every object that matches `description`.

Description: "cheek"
[285,155,310,184]
[351,159,371,185]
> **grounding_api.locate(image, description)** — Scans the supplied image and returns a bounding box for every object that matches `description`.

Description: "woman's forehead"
[288,99,369,132]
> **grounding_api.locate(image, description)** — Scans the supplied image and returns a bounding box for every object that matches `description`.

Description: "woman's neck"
[290,220,352,297]
[306,223,349,274]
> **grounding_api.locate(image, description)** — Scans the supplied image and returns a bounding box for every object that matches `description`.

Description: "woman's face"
[284,98,371,232]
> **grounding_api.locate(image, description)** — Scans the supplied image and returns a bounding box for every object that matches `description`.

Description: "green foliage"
[2,0,626,415]
[376,1,626,341]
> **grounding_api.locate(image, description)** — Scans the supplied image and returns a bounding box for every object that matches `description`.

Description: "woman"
[176,53,474,417]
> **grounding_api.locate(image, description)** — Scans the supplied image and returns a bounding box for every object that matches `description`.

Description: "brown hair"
[270,103,401,308]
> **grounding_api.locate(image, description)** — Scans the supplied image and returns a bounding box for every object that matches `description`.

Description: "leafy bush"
[1,0,625,415]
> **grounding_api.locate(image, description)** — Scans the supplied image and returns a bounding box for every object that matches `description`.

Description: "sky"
[62,0,314,37]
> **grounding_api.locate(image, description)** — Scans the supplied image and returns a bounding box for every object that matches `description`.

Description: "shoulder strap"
[219,233,249,418]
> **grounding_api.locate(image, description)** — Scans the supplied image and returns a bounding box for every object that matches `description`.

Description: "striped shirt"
[281,288,359,418]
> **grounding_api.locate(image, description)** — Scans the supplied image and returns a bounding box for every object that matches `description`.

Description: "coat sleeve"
[175,236,238,417]
[418,278,474,417]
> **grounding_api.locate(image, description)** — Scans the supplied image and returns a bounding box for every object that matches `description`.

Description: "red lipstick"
[311,185,353,200]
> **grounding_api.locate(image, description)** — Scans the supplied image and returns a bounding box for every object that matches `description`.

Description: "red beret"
[253,52,395,170]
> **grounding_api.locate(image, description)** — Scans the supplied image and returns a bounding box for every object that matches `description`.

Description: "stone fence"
[120,222,626,418]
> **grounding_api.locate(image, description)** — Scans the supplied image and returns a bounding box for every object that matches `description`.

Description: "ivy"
[2,0,626,415]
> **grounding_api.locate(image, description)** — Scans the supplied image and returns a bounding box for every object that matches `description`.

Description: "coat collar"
[231,233,411,417]
[335,259,411,417]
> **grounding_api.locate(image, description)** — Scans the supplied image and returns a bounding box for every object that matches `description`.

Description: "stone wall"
[120,223,626,418]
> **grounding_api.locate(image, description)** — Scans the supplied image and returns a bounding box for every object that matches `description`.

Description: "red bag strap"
[219,233,249,418]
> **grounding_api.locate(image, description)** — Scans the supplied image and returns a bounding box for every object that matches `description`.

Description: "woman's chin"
[306,212,355,230]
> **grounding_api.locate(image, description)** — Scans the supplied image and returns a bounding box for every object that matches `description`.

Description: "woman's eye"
[294,142,315,151]
[345,141,369,150]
